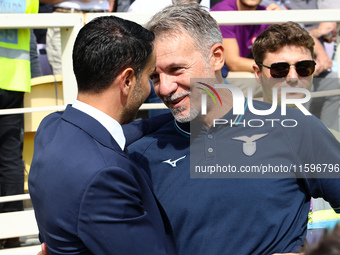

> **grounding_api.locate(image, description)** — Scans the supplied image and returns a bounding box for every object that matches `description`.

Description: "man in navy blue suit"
[28,16,177,255]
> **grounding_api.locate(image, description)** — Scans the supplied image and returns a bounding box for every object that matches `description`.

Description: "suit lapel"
[62,106,159,203]
[61,105,126,157]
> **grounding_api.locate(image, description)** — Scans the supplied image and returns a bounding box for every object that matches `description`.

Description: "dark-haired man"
[28,16,177,255]
[252,22,315,105]
[252,21,340,245]
[39,5,340,255]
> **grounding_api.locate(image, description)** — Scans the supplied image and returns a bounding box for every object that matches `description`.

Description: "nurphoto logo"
[199,83,311,116]
[197,82,222,115]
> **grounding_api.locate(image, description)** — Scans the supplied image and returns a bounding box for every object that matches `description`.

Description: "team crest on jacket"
[232,133,268,156]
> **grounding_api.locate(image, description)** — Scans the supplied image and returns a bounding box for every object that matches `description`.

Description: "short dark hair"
[73,16,155,93]
[252,21,315,68]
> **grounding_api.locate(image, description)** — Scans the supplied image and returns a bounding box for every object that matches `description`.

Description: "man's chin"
[175,116,190,123]
[172,109,199,123]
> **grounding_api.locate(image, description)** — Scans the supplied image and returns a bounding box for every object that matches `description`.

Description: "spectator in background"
[261,0,288,10]
[0,0,39,249]
[30,29,43,78]
[260,0,340,132]
[210,0,281,96]
[211,0,279,73]
[33,3,54,76]
[318,0,339,9]
[258,4,340,227]
[40,0,112,76]
[252,22,340,139]
[262,0,340,240]
[210,0,223,8]
[252,21,340,245]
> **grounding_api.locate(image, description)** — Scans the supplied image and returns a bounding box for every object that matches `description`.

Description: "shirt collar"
[174,120,191,137]
[72,100,126,150]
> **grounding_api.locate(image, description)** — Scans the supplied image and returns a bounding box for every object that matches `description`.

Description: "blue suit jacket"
[28,105,177,255]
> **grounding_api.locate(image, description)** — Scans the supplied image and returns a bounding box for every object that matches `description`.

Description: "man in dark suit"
[28,16,177,255]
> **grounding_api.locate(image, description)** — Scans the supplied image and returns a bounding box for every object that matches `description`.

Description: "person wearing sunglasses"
[256,60,316,102]
[253,21,339,138]
[257,0,340,138]
[253,21,340,247]
[252,22,317,104]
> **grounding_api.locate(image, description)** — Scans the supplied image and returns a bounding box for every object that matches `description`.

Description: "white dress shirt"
[72,100,126,151]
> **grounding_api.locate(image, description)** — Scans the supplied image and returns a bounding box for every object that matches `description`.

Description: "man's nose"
[159,73,178,97]
[286,65,299,83]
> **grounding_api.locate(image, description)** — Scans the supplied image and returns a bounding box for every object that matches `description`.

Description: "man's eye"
[150,74,159,83]
[171,67,182,73]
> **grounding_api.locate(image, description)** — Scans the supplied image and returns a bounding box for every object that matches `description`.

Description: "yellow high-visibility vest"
[0,0,39,92]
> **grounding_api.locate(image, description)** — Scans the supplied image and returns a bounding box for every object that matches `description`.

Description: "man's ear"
[253,63,262,84]
[210,43,225,71]
[119,67,136,96]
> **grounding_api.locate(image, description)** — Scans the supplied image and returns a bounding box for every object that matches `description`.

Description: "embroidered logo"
[232,133,268,156]
[162,155,187,167]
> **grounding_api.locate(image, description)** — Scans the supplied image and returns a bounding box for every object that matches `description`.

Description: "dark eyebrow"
[170,62,184,67]
[166,63,188,71]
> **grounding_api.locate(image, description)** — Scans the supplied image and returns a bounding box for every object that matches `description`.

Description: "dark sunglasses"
[257,60,316,78]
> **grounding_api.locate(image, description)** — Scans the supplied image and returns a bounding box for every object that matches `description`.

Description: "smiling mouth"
[164,93,190,108]
[171,96,186,106]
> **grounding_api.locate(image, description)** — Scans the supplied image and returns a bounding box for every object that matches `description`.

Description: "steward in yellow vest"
[0,0,38,248]
[0,0,39,92]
